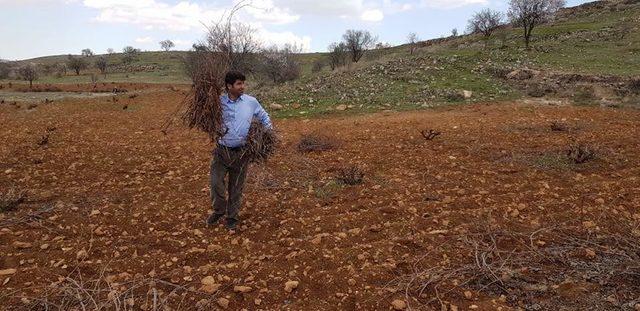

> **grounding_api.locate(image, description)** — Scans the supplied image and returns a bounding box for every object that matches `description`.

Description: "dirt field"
[1,84,639,310]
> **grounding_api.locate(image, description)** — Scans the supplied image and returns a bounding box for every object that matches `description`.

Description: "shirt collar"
[224,93,242,103]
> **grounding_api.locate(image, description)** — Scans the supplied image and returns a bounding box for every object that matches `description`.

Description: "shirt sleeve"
[253,99,273,129]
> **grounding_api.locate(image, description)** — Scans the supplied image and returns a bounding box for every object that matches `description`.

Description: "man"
[206,71,273,231]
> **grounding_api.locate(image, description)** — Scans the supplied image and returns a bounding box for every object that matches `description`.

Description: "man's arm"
[253,100,273,129]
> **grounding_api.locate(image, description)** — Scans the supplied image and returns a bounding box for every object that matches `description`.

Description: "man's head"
[224,71,246,97]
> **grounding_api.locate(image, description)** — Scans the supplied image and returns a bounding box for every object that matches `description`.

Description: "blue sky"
[1,0,591,60]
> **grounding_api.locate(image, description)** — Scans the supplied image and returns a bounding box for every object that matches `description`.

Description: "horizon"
[2,0,592,61]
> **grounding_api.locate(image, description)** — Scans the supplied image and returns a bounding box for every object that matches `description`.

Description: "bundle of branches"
[180,4,250,141]
[243,120,278,163]
[181,32,231,141]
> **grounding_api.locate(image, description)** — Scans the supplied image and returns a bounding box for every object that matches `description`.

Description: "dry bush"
[258,44,301,83]
[550,120,568,131]
[420,129,441,140]
[0,188,25,212]
[297,134,336,153]
[243,120,278,163]
[395,219,640,310]
[336,165,365,185]
[567,143,596,164]
[629,78,640,94]
[14,268,214,311]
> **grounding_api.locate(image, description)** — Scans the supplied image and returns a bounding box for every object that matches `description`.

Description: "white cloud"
[420,0,488,9]
[361,9,384,22]
[256,29,312,51]
[242,0,300,24]
[135,36,153,43]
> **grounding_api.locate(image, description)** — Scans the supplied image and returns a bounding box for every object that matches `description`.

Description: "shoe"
[206,213,224,226]
[225,218,238,231]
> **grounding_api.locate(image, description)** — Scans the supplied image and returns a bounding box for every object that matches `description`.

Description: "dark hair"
[225,71,246,89]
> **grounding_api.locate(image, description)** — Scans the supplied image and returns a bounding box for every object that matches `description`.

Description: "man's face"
[227,80,245,96]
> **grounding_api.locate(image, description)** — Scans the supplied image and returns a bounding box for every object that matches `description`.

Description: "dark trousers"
[210,146,249,221]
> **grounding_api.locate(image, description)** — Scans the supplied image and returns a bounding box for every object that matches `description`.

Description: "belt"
[218,144,244,151]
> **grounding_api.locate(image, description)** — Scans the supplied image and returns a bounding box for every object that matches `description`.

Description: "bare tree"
[159,40,175,52]
[508,0,566,49]
[407,32,420,54]
[327,42,349,70]
[107,48,115,55]
[183,12,261,82]
[122,46,140,65]
[342,29,377,63]
[467,8,503,43]
[95,57,108,76]
[451,28,459,37]
[17,64,38,88]
[258,44,301,83]
[81,49,94,57]
[67,55,87,75]
[204,22,261,73]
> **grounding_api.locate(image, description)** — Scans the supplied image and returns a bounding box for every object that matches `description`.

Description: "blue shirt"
[218,94,273,148]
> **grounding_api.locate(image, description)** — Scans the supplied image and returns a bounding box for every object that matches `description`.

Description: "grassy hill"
[257,0,639,117]
[3,0,639,115]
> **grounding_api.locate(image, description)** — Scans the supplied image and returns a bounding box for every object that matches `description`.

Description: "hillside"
[256,0,640,117]
[2,0,639,113]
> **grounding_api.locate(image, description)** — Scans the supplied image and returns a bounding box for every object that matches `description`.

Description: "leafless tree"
[407,32,420,54]
[107,48,115,55]
[81,48,94,57]
[95,57,108,76]
[342,29,377,63]
[159,40,175,52]
[122,46,140,65]
[451,28,459,37]
[467,8,503,42]
[67,55,87,75]
[17,64,38,88]
[327,42,349,70]
[204,22,261,73]
[508,0,566,49]
[258,44,301,83]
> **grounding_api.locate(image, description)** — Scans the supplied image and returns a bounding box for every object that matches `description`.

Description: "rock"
[201,276,216,285]
[13,241,32,249]
[585,248,596,258]
[464,290,473,299]
[254,298,262,305]
[284,280,299,293]
[40,244,50,250]
[217,297,230,309]
[200,276,221,293]
[0,269,17,276]
[391,299,407,310]
[506,68,540,80]
[76,249,88,261]
[462,90,473,99]
[335,104,348,111]
[233,285,253,293]
[201,283,221,294]
[269,103,284,110]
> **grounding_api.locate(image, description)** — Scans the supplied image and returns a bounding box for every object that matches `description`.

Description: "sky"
[1,0,591,60]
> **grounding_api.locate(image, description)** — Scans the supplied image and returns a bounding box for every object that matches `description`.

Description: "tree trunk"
[29,80,33,88]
